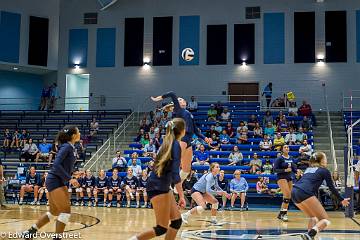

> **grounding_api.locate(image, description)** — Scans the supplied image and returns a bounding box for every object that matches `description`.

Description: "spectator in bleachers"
[127,152,141,166]
[218,170,229,210]
[139,119,150,132]
[183,171,197,208]
[187,96,198,112]
[299,139,313,158]
[148,126,156,139]
[137,169,148,208]
[140,114,151,127]
[122,167,139,208]
[135,129,145,143]
[152,132,162,151]
[300,116,312,132]
[10,130,21,149]
[237,128,248,144]
[215,101,224,117]
[90,117,99,137]
[3,128,11,149]
[19,166,41,205]
[207,104,217,121]
[271,95,285,108]
[20,129,30,148]
[294,169,303,183]
[206,125,219,138]
[39,86,50,111]
[129,158,142,177]
[215,121,223,133]
[209,133,220,151]
[225,122,236,138]
[146,159,155,175]
[75,139,86,161]
[264,122,275,136]
[249,153,262,174]
[296,127,307,144]
[35,138,52,163]
[21,138,39,162]
[93,169,108,207]
[298,100,312,117]
[36,172,49,205]
[253,122,263,138]
[236,121,248,137]
[193,144,210,166]
[262,157,273,174]
[256,177,270,194]
[260,135,272,151]
[288,120,298,131]
[285,128,297,145]
[140,133,150,147]
[143,139,156,158]
[80,169,96,206]
[229,170,248,210]
[262,82,273,108]
[262,111,274,127]
[247,115,258,131]
[219,130,230,144]
[296,151,310,170]
[107,168,122,208]
[276,112,288,132]
[228,146,243,166]
[221,107,231,121]
[49,140,58,163]
[48,83,59,111]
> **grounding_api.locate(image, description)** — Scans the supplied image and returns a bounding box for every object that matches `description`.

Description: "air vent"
[246,7,261,19]
[84,12,98,24]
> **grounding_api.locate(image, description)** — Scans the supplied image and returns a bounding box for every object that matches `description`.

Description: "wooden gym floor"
[0,205,359,239]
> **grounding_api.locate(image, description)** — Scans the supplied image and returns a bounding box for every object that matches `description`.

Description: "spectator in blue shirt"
[262,82,273,108]
[219,130,230,144]
[229,170,248,210]
[192,145,210,166]
[35,138,53,164]
[19,166,41,205]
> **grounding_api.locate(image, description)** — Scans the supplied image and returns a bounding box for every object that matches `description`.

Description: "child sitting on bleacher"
[19,166,41,205]
[229,170,248,210]
[228,146,243,166]
[256,177,270,194]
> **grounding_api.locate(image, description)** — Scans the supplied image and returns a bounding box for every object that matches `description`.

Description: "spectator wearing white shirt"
[215,121,222,133]
[299,139,313,158]
[260,135,272,151]
[285,128,297,145]
[253,122,263,138]
[129,158,142,177]
[296,127,307,144]
[221,108,231,121]
[143,139,156,157]
[112,151,127,172]
[187,96,198,112]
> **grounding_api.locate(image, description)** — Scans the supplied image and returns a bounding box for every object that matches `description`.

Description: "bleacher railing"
[343,90,360,111]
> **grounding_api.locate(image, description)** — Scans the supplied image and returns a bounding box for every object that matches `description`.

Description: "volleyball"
[181,48,195,61]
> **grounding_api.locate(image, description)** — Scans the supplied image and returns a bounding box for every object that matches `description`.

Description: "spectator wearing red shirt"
[298,101,317,126]
[225,122,235,138]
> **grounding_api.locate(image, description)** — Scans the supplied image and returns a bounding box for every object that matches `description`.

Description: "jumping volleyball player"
[131,118,186,240]
[181,163,230,225]
[151,92,211,182]
[23,125,81,240]
[292,152,350,239]
[274,144,299,221]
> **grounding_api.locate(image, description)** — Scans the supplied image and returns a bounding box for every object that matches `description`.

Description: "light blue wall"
[263,13,285,64]
[0,70,44,110]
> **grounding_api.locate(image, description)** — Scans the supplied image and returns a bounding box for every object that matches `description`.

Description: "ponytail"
[155,118,185,177]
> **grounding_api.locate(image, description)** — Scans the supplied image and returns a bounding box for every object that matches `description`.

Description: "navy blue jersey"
[48,143,76,183]
[122,176,139,189]
[182,176,197,191]
[26,173,40,186]
[138,177,148,189]
[217,177,229,192]
[147,140,181,192]
[82,176,95,188]
[294,167,343,201]
[162,92,205,140]
[273,155,297,180]
[96,176,108,188]
[108,176,121,188]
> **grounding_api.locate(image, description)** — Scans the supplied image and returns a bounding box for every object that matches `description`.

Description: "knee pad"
[86,188,91,193]
[179,170,189,181]
[169,218,182,230]
[196,206,205,214]
[153,225,167,236]
[45,189,48,193]
[46,211,55,222]
[323,219,331,227]
[283,198,291,204]
[212,202,219,210]
[57,213,71,225]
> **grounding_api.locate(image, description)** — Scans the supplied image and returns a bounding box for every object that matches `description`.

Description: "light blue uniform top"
[193,173,223,195]
[230,177,249,193]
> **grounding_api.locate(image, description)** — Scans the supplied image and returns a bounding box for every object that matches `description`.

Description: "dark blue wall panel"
[68,29,88,68]
[264,13,285,64]
[96,28,116,67]
[179,16,200,65]
[356,10,360,63]
[0,11,21,63]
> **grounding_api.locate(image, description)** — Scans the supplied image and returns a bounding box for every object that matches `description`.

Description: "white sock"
[32,224,39,230]
[20,198,23,201]
[129,236,138,240]
[137,201,139,205]
[211,216,216,221]
[184,210,191,217]
[34,198,37,202]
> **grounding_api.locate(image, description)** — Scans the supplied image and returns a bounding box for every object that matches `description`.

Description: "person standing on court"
[23,125,81,240]
[262,82,273,108]
[0,155,10,210]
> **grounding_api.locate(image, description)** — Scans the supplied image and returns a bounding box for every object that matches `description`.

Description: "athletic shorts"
[45,174,65,192]
[291,187,314,204]
[277,175,293,182]
[181,134,193,148]
[191,188,203,195]
[147,190,169,201]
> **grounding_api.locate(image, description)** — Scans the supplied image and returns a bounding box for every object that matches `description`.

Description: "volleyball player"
[181,163,230,225]
[23,125,81,240]
[274,144,298,221]
[151,92,211,183]
[93,169,108,207]
[37,172,49,205]
[122,167,139,208]
[19,166,41,205]
[131,118,186,240]
[80,169,95,206]
[137,169,148,208]
[107,168,122,208]
[292,152,350,239]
